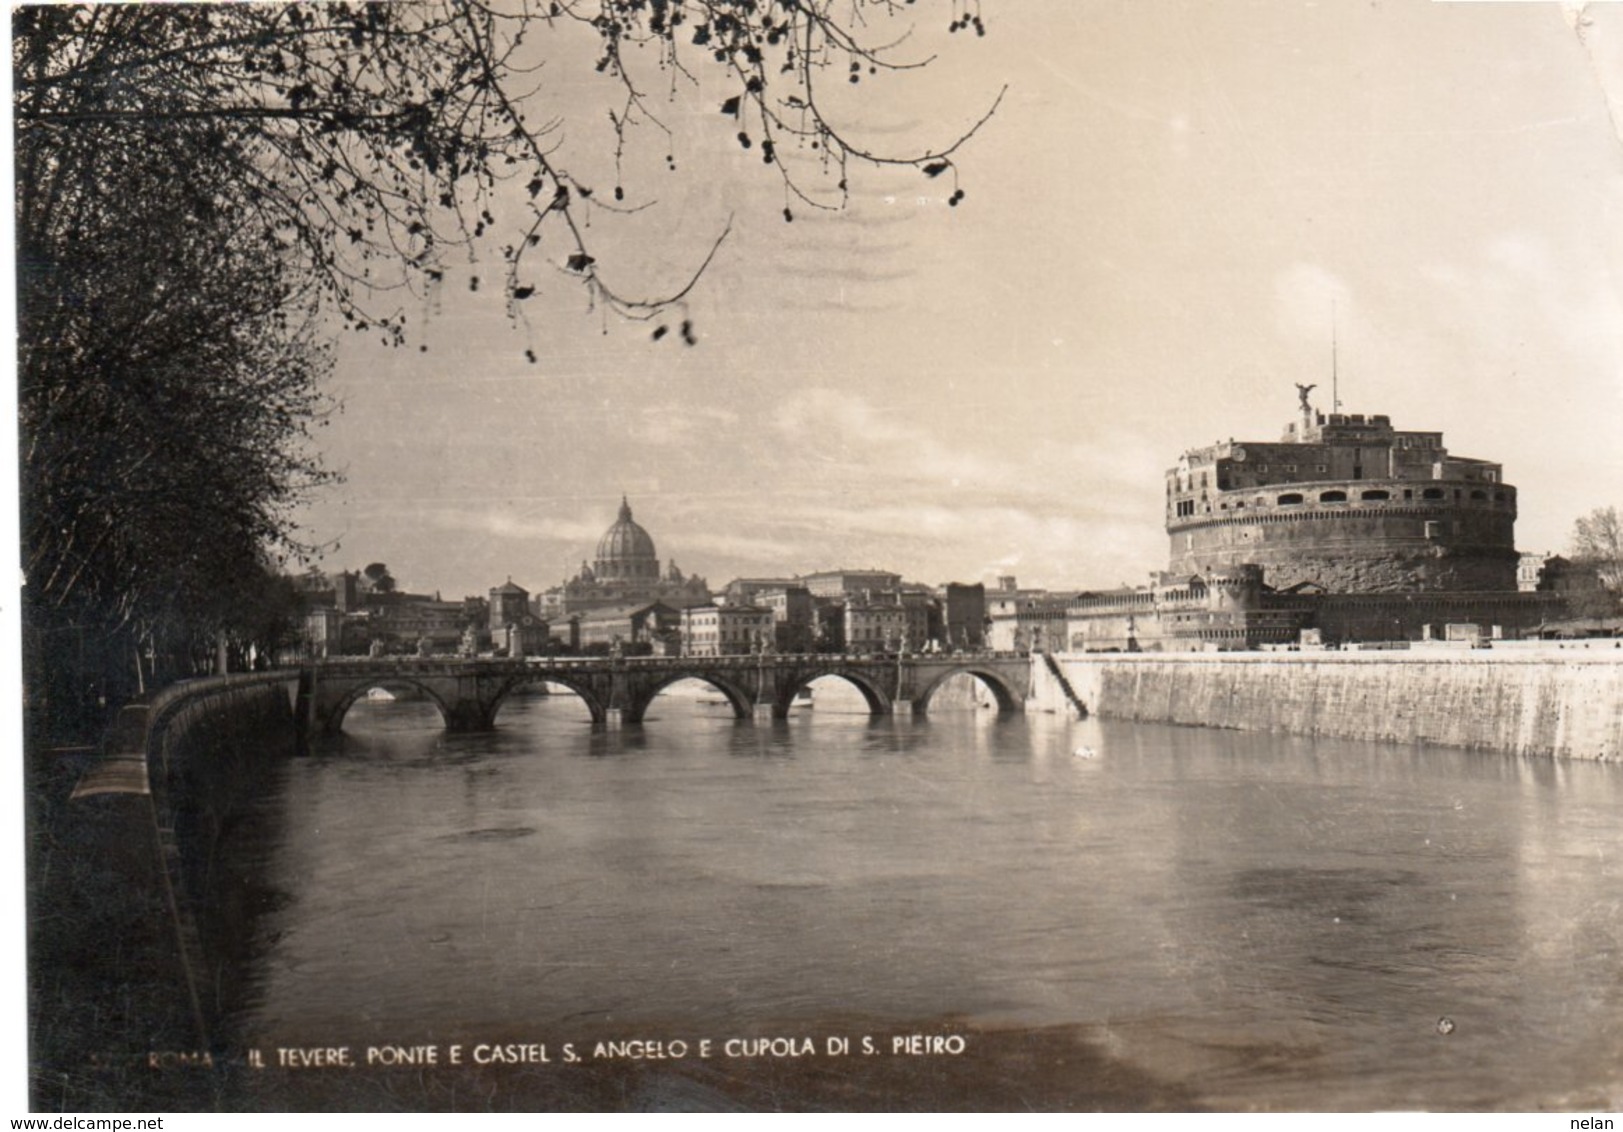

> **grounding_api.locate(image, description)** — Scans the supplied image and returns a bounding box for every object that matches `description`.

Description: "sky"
[288,0,1623,599]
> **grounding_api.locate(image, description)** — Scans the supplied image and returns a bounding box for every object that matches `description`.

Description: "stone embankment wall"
[143,676,300,896]
[76,672,301,826]
[69,672,303,1049]
[1033,646,1623,761]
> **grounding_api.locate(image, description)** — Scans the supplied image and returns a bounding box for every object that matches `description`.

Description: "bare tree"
[16,2,1001,340]
[1570,505,1623,599]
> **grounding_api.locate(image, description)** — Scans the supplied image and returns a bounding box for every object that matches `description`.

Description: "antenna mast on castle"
[1331,300,1341,412]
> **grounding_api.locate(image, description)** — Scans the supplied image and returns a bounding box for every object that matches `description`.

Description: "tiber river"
[214,676,1623,1111]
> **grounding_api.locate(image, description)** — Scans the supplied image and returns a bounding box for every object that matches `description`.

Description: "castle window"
[1361,489,1390,501]
[1277,493,1304,505]
[1494,491,1507,502]
[1422,488,1444,500]
[1404,489,1413,500]
[1470,489,1487,501]
[1319,490,1347,503]
[1425,521,1442,540]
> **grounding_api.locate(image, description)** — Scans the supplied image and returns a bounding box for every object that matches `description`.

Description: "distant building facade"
[720,577,803,605]
[575,601,683,653]
[843,598,910,654]
[488,579,549,657]
[987,592,1072,652]
[1064,566,1305,652]
[1517,551,1553,593]
[681,603,774,657]
[295,567,488,656]
[756,586,817,653]
[800,569,903,599]
[941,583,988,650]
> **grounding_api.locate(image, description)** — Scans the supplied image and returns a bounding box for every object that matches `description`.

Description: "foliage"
[1567,505,1623,617]
[361,563,398,593]
[18,102,334,709]
[1570,506,1621,576]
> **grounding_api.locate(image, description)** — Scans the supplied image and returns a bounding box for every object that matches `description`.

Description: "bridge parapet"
[302,653,1035,734]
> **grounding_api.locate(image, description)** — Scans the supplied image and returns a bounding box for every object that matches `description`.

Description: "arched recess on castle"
[632,671,756,724]
[323,677,455,735]
[775,668,893,717]
[486,671,608,728]
[913,667,1022,716]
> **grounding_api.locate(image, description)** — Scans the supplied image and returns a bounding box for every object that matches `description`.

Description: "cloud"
[626,404,741,447]
[421,508,607,543]
[1420,224,1623,393]
[320,387,1177,593]
[674,530,803,565]
[771,386,1165,511]
[679,495,1163,590]
[1273,263,1352,343]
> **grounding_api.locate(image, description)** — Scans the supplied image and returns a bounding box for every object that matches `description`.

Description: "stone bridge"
[300,653,1037,734]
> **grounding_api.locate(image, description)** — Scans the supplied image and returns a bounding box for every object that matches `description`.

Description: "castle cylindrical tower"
[1165,408,1518,593]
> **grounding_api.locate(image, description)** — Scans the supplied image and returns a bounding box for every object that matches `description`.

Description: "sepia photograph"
[12,0,1623,1115]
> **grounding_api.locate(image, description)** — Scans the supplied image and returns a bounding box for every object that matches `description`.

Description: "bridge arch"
[776,667,894,718]
[633,670,756,724]
[323,676,456,734]
[486,671,609,728]
[914,666,1023,715]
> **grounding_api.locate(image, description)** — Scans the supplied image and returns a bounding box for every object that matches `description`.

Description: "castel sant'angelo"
[1165,385,1518,595]
[1054,388,1558,652]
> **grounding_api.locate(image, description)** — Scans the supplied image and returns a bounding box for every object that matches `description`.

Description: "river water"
[216,679,1623,1111]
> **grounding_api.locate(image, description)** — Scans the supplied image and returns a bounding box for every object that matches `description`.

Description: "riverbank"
[1036,647,1623,761]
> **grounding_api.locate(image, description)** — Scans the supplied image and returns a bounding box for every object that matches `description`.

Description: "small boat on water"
[366,687,398,702]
